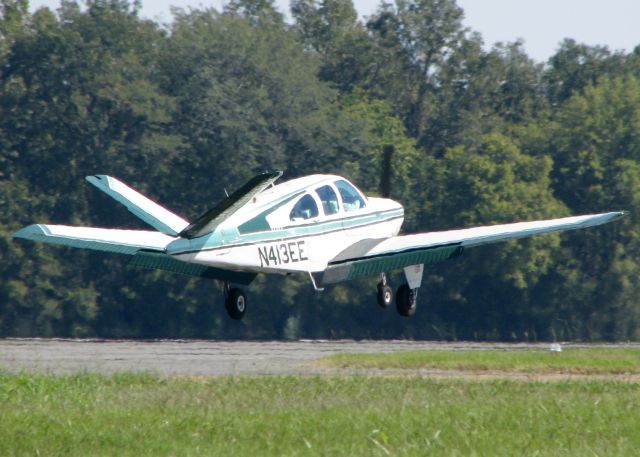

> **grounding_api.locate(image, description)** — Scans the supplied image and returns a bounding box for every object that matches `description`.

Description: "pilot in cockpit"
[290,194,318,221]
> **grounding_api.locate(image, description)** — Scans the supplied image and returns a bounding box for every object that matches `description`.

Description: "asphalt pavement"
[2,339,636,377]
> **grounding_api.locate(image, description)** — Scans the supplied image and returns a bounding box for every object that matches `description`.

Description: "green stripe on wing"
[131,251,256,285]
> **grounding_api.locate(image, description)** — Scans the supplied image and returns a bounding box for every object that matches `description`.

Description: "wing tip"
[13,224,50,240]
[85,174,113,188]
[264,170,283,179]
[608,210,627,221]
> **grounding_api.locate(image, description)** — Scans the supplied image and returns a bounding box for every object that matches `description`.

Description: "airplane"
[13,171,625,320]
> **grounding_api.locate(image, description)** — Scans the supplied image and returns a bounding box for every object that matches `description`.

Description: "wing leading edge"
[13,224,258,284]
[315,211,625,285]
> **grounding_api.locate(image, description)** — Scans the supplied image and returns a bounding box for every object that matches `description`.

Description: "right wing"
[317,211,625,285]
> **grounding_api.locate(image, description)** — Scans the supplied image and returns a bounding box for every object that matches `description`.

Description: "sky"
[28,0,640,63]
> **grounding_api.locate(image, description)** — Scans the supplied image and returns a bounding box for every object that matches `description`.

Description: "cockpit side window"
[289,194,319,221]
[315,185,340,215]
[335,180,366,211]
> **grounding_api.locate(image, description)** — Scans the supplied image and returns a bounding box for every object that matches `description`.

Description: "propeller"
[380,144,394,198]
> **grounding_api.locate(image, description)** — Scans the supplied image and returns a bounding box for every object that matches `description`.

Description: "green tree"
[411,133,567,339]
[423,39,547,155]
[224,0,284,26]
[539,76,640,339]
[0,0,28,58]
[544,39,627,105]
[291,0,358,55]
[0,0,180,336]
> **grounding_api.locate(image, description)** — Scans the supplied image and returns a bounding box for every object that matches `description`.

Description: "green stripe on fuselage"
[238,192,303,234]
[167,208,404,255]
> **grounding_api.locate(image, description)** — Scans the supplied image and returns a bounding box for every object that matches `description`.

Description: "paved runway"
[2,339,636,377]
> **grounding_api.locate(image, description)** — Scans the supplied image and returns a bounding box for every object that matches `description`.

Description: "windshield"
[335,180,366,211]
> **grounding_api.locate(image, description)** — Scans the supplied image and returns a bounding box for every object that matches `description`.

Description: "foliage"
[1,0,639,339]
[1,373,640,456]
[321,347,640,374]
[535,76,640,340]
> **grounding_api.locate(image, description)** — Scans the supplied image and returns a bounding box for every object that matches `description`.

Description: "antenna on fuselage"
[381,144,394,198]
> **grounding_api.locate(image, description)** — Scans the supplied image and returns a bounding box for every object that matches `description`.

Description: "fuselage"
[167,174,404,274]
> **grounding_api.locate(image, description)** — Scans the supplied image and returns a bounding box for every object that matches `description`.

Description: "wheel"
[377,282,393,308]
[396,284,417,317]
[225,288,247,320]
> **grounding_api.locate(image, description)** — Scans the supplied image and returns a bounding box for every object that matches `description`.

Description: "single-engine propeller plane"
[14,171,625,319]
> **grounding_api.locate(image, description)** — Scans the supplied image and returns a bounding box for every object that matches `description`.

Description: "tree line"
[1,0,640,340]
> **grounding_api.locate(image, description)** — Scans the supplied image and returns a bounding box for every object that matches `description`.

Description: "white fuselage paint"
[173,215,403,275]
[170,174,405,275]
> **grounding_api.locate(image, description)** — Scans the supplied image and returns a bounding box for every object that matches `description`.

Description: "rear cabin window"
[335,180,366,211]
[289,194,319,221]
[315,185,340,215]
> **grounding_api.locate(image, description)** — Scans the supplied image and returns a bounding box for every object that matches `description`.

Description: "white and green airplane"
[14,171,624,319]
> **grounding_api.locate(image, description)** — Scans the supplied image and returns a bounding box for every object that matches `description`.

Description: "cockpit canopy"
[290,179,366,222]
[289,194,318,220]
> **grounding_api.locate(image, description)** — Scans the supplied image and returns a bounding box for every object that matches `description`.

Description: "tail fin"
[86,175,189,236]
[179,171,282,239]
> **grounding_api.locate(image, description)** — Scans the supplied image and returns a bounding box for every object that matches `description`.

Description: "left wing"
[13,224,257,284]
[316,211,625,285]
[13,224,175,254]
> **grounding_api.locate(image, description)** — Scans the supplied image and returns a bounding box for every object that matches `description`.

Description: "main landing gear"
[376,265,423,317]
[395,283,417,316]
[376,273,393,308]
[223,282,247,320]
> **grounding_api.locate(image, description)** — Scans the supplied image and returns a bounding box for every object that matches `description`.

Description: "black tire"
[225,288,247,320]
[396,284,416,317]
[377,282,393,308]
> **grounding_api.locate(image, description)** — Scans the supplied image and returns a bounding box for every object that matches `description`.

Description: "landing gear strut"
[223,282,246,320]
[376,273,393,308]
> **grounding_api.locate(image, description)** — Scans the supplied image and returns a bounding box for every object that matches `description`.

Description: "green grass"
[320,347,640,374]
[1,373,640,456]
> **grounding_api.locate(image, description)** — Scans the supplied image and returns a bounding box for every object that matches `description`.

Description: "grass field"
[320,347,640,375]
[1,370,640,456]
